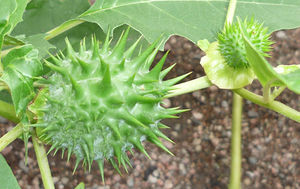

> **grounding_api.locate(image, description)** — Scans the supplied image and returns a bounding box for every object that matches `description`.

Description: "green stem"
[45,19,84,41]
[225,0,237,25]
[0,124,23,152]
[229,93,242,189]
[0,100,19,123]
[164,76,212,98]
[32,133,55,189]
[0,19,85,57]
[270,86,286,101]
[234,88,300,123]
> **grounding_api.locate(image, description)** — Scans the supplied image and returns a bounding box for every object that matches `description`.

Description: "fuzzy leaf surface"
[79,0,300,46]
[1,45,43,116]
[0,154,21,189]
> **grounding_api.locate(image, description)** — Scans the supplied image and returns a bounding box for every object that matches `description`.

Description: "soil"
[0,29,299,189]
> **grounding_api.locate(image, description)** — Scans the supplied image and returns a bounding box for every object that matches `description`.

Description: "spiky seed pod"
[218,18,273,69]
[30,28,188,180]
[198,18,273,89]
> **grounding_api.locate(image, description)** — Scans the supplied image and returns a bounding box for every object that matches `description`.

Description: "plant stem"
[233,88,300,123]
[229,93,242,189]
[0,19,85,57]
[45,19,84,41]
[0,123,23,152]
[270,86,286,101]
[225,0,237,25]
[0,100,19,123]
[164,76,212,98]
[33,133,55,189]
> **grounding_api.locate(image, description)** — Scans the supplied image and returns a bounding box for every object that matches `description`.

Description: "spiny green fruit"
[30,28,188,181]
[197,18,273,89]
[218,18,273,69]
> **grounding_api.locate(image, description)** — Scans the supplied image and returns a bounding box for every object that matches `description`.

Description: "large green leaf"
[1,45,43,116]
[241,28,300,94]
[0,154,21,189]
[12,0,90,36]
[0,0,28,49]
[79,0,300,45]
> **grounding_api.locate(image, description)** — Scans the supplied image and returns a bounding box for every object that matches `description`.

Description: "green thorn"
[106,122,121,139]
[48,52,62,66]
[144,47,159,71]
[143,40,165,71]
[110,26,130,59]
[153,129,174,143]
[31,123,47,127]
[47,142,59,155]
[68,74,84,100]
[120,157,128,173]
[92,35,100,59]
[67,147,73,162]
[110,159,122,175]
[102,27,111,53]
[131,37,161,72]
[129,148,134,156]
[126,73,136,85]
[61,148,65,159]
[97,160,105,184]
[123,153,132,168]
[130,138,151,159]
[79,37,86,55]
[43,133,56,142]
[82,144,91,171]
[133,95,161,104]
[157,123,170,129]
[53,147,60,156]
[119,58,125,70]
[99,64,112,89]
[120,111,147,128]
[73,158,81,174]
[58,50,65,59]
[44,60,68,77]
[41,125,58,133]
[83,135,94,164]
[163,72,191,86]
[113,144,122,166]
[146,51,169,79]
[124,36,142,59]
[150,138,174,156]
[65,38,76,60]
[158,114,178,119]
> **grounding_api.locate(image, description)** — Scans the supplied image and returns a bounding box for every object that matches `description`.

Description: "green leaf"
[75,182,85,189]
[79,0,300,46]
[0,0,28,49]
[0,154,21,189]
[1,45,43,116]
[12,0,90,36]
[241,25,300,94]
[23,34,55,58]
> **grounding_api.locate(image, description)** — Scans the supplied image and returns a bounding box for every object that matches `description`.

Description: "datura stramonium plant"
[198,19,273,89]
[29,28,189,180]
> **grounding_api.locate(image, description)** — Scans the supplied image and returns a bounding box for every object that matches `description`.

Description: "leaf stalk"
[0,123,23,152]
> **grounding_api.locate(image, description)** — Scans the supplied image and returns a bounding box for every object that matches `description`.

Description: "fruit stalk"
[33,133,55,189]
[229,93,242,189]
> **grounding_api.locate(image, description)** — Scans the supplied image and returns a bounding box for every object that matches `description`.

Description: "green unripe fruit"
[30,28,188,180]
[218,18,273,69]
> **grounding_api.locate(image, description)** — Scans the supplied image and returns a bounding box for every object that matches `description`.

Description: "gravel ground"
[0,28,299,189]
